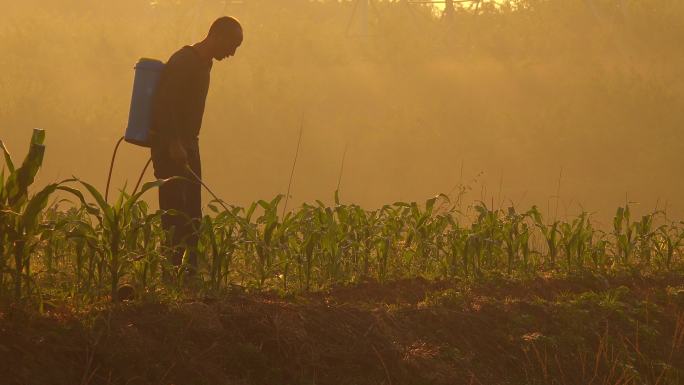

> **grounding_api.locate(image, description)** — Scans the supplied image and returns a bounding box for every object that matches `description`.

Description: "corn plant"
[65,179,169,301]
[443,221,469,278]
[199,202,241,291]
[655,222,684,270]
[613,206,636,265]
[633,212,660,266]
[248,195,284,289]
[470,202,504,274]
[0,129,73,300]
[403,195,451,277]
[558,213,588,271]
[530,206,560,268]
[501,207,531,275]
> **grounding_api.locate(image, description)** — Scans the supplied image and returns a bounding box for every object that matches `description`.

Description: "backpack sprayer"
[106,58,229,210]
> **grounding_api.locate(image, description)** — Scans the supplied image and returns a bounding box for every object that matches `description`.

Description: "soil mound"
[2,274,684,385]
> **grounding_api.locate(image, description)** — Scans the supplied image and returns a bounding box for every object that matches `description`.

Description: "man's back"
[150,46,212,146]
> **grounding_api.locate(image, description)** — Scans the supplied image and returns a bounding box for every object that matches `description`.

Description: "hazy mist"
[2,0,683,224]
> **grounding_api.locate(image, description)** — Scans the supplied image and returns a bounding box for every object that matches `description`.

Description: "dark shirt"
[150,45,212,146]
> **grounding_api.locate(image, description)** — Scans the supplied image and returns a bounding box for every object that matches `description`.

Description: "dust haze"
[2,0,683,223]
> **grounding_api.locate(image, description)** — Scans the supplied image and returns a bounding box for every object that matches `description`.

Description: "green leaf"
[78,179,109,209]
[425,197,437,213]
[0,140,14,173]
[31,128,45,146]
[22,183,61,232]
[257,199,271,211]
[245,202,258,222]
[8,143,46,206]
[207,203,219,213]
[264,221,277,244]
[126,178,177,211]
[270,194,284,208]
[77,179,116,226]
[0,166,5,201]
[56,185,100,216]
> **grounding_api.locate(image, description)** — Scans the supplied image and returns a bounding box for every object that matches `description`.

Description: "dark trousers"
[151,139,202,270]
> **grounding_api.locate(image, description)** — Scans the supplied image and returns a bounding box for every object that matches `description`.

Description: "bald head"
[209,16,242,38]
[205,16,243,61]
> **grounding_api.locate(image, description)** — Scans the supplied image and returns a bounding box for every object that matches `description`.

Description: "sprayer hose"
[105,136,125,203]
[132,157,152,196]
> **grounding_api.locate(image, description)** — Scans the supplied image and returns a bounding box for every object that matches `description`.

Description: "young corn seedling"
[502,206,528,275]
[633,211,660,266]
[613,206,636,266]
[126,200,164,292]
[472,202,504,273]
[403,195,450,277]
[444,222,468,279]
[253,195,284,289]
[0,129,78,300]
[67,178,169,301]
[558,212,591,271]
[530,206,561,269]
[200,202,241,291]
[655,222,684,270]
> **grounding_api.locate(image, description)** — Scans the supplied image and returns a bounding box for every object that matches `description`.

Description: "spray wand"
[184,164,231,212]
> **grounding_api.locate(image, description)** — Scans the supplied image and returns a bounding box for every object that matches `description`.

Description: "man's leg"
[159,178,190,267]
[151,145,186,267]
[183,142,203,272]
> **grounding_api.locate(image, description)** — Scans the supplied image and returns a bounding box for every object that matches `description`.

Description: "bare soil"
[2,273,684,385]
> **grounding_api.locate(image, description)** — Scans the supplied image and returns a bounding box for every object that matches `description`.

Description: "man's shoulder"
[164,46,212,74]
[167,46,197,67]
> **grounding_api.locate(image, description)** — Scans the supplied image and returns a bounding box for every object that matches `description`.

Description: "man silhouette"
[150,16,243,274]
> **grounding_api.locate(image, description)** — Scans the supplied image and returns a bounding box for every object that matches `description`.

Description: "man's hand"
[169,139,188,167]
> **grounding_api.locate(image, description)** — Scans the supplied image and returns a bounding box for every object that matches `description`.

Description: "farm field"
[2,1,684,384]
[2,131,684,384]
[3,131,684,301]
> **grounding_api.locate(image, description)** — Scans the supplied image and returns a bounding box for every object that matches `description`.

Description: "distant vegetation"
[1,0,683,218]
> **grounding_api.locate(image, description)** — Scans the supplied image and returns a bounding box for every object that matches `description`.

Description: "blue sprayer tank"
[125,58,165,147]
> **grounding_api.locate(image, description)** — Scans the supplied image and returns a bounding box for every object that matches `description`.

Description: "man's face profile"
[215,30,243,61]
